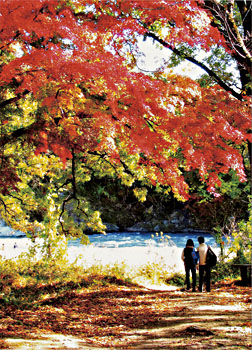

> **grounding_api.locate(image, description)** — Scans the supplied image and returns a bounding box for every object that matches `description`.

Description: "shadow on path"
[0,282,250,349]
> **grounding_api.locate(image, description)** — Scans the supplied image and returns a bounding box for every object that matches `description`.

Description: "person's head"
[186,239,194,247]
[198,236,205,244]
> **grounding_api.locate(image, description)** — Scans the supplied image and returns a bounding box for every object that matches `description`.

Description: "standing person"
[181,239,197,292]
[197,236,211,292]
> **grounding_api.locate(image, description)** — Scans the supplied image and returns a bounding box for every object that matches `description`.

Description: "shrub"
[210,259,239,283]
[133,259,171,286]
[165,272,185,286]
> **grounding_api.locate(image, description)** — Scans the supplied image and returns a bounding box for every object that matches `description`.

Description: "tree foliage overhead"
[0,0,251,235]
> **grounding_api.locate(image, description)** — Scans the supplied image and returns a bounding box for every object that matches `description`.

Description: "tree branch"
[0,122,40,148]
[145,31,242,100]
[201,0,251,76]
[227,1,252,63]
[0,90,30,109]
[71,149,77,198]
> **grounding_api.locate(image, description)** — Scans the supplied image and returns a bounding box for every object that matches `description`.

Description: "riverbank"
[68,245,185,273]
[0,237,187,273]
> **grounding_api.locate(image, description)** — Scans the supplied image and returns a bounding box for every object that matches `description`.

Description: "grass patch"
[0,254,136,307]
[0,251,243,308]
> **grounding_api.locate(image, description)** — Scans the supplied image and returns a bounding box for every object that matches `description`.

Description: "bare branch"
[227,0,252,62]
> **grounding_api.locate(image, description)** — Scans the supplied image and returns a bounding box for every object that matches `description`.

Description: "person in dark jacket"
[181,239,197,292]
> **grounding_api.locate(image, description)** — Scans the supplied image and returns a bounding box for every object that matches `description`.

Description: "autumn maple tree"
[0,0,251,239]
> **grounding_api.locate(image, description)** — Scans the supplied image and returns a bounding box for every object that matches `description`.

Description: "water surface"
[68,231,218,248]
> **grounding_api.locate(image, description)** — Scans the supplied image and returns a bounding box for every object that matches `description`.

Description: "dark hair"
[198,236,205,244]
[186,239,194,247]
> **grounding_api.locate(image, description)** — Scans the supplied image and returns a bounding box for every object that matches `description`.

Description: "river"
[0,217,218,249]
[68,231,218,248]
[0,223,223,273]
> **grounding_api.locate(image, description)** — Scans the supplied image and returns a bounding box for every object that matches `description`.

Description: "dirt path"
[0,281,251,349]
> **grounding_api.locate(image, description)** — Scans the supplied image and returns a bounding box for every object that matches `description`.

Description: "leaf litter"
[0,279,250,349]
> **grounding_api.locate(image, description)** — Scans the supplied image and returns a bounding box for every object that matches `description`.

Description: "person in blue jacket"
[181,239,198,292]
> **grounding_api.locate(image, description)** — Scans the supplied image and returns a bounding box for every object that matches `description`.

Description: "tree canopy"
[0,0,251,237]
